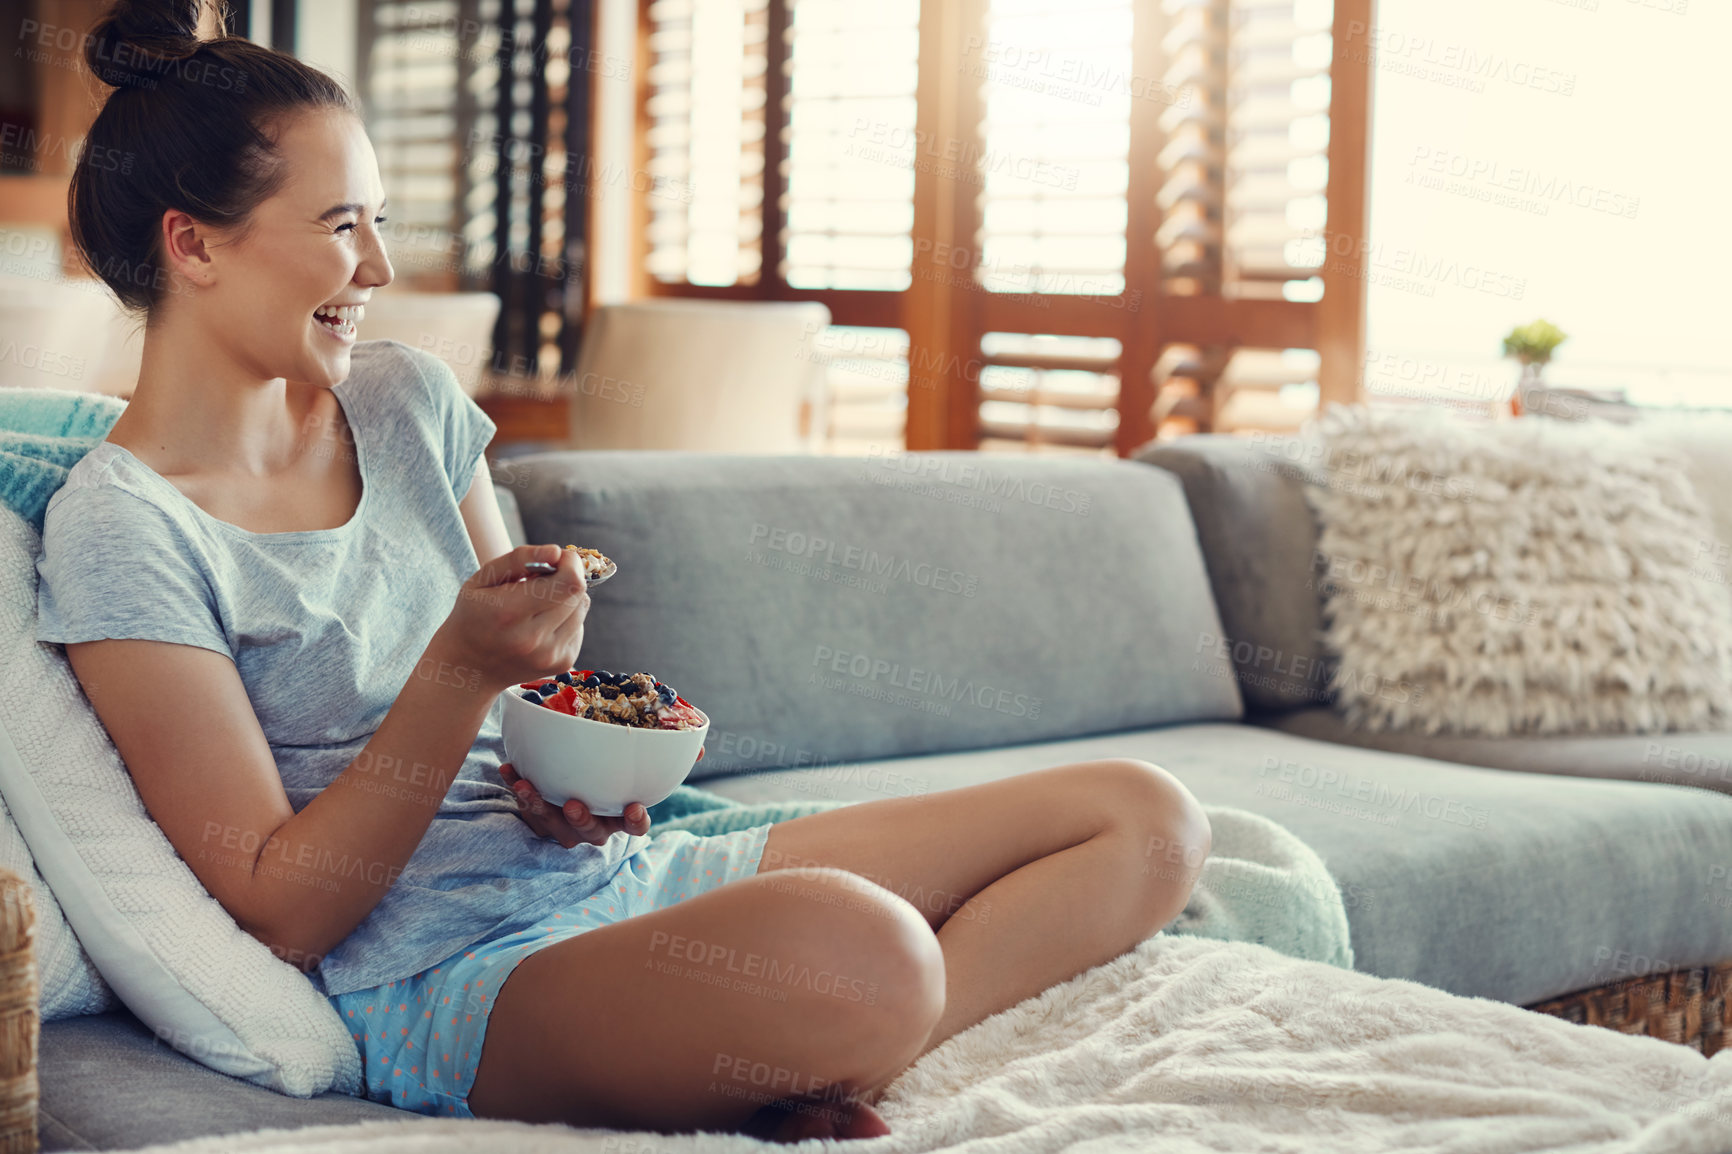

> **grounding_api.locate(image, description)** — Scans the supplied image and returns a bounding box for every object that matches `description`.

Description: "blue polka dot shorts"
[327,823,774,1119]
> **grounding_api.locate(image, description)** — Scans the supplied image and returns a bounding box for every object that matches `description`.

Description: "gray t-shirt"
[35,339,648,998]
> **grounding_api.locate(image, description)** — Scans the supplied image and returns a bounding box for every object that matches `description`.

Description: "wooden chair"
[563,299,832,452]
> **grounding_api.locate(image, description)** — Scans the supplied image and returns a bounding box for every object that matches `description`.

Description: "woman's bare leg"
[467,758,1208,1137]
[755,759,1211,1057]
[465,867,945,1137]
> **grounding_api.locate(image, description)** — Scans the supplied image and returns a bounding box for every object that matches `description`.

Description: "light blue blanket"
[647,785,1355,969]
[0,387,127,533]
[3,386,1354,969]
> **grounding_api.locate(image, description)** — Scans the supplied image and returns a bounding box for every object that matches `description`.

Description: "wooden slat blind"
[1222,0,1332,299]
[631,0,1371,451]
[974,0,1131,298]
[358,0,473,287]
[360,0,596,381]
[782,0,921,291]
[644,0,768,285]
[977,332,1121,455]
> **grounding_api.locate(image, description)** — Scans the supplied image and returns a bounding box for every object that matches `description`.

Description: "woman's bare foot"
[739,1094,892,1142]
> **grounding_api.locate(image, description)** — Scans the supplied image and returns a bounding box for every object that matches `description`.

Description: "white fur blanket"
[119,936,1732,1154]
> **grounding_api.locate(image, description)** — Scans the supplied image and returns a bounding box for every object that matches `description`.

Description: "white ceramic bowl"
[499,685,708,816]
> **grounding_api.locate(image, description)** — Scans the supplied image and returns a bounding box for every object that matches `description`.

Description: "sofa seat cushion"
[37,1011,410,1152]
[1256,708,1732,795]
[497,450,1243,776]
[698,723,1732,1008]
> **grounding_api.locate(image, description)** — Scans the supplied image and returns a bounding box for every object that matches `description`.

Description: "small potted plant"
[1502,319,1567,415]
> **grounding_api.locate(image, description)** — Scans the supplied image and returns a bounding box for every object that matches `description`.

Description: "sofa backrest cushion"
[489,477,527,547]
[1134,435,1330,713]
[499,450,1243,778]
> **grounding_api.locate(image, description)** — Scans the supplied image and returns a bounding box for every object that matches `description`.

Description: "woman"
[38,0,1213,1141]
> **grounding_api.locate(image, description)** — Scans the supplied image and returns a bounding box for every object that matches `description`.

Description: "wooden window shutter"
[629,0,1371,452]
[360,0,597,381]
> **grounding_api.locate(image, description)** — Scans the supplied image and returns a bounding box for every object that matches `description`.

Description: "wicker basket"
[1528,962,1732,1056]
[0,869,37,1154]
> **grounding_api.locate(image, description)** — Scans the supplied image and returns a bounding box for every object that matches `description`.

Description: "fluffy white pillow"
[1303,405,1732,737]
[0,506,360,1096]
[1634,409,1732,588]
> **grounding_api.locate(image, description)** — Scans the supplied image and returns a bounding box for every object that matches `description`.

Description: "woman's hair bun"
[85,0,217,91]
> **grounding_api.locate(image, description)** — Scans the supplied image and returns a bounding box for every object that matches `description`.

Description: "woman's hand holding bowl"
[499,761,651,846]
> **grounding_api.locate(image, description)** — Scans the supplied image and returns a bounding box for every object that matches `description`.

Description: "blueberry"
[538,682,562,697]
[595,669,614,682]
[581,674,601,687]
[518,689,541,703]
[657,686,676,704]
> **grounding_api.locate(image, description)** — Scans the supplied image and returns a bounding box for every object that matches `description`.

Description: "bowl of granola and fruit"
[499,667,708,816]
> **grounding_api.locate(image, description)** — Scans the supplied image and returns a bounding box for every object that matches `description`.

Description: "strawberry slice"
[655,696,704,728]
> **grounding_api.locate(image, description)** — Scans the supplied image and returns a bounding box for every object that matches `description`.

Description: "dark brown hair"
[68,0,361,315]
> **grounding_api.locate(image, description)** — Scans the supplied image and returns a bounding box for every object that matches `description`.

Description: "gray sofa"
[34,447,1732,1151]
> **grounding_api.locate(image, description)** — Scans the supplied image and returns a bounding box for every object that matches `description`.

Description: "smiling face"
[165,107,395,388]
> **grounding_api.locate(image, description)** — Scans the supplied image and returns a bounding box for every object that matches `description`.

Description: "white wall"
[592,0,637,306]
[1363,0,1731,406]
[294,0,360,93]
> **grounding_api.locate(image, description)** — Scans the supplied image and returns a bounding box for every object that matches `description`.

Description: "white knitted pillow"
[0,784,114,1019]
[1304,405,1732,737]
[0,506,360,1096]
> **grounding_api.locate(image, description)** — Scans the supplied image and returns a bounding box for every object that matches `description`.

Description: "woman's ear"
[159,208,219,291]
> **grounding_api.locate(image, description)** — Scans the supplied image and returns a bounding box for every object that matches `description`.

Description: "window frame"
[626,0,1373,453]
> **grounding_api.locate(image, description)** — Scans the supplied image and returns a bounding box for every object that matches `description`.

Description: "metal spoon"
[523,555,617,585]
